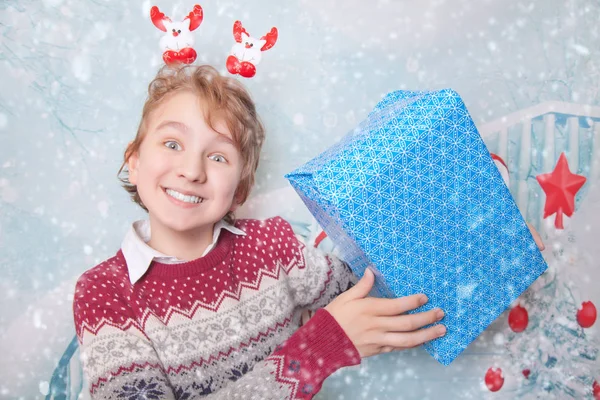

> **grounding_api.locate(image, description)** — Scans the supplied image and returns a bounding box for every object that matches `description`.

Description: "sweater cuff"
[268,309,361,398]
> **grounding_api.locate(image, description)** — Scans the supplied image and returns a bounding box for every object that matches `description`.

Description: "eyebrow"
[155,120,189,133]
[155,120,235,146]
[215,133,235,146]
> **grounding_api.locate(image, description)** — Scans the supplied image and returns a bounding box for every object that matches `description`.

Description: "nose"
[173,31,179,37]
[178,154,206,183]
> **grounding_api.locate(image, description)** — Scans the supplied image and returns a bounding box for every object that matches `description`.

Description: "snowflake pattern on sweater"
[73,217,360,399]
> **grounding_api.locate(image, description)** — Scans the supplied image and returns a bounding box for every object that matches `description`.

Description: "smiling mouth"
[164,188,204,204]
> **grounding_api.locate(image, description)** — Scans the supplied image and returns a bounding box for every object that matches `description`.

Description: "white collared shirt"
[121,219,246,284]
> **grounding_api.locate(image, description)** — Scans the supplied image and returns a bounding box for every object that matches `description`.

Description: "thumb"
[346,267,375,300]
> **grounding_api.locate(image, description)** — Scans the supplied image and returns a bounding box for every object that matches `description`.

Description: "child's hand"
[527,222,545,251]
[325,268,446,358]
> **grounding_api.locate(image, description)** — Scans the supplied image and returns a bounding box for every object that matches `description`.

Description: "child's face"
[128,91,243,236]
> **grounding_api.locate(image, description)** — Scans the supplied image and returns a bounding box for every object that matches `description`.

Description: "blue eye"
[209,154,227,163]
[164,141,181,151]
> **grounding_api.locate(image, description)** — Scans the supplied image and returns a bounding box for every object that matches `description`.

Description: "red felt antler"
[233,20,250,43]
[185,4,204,31]
[150,6,171,32]
[260,27,278,51]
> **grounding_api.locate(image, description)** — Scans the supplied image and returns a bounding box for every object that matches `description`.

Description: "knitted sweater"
[73,217,361,399]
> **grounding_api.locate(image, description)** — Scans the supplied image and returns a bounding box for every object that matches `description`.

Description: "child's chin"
[167,220,211,233]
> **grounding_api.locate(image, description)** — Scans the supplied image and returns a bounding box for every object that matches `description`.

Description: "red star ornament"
[536,152,586,229]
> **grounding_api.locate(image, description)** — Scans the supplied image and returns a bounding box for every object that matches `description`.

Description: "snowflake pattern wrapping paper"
[285,89,549,365]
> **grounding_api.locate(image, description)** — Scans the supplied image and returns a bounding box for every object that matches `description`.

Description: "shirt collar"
[121,219,246,284]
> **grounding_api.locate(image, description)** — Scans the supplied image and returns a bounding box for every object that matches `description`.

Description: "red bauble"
[576,301,597,328]
[536,152,586,229]
[522,369,531,379]
[593,380,600,400]
[226,55,241,74]
[508,304,529,332]
[485,367,504,392]
[239,61,257,78]
[178,47,197,64]
[162,48,197,66]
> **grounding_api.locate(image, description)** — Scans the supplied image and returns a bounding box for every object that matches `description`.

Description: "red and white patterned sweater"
[73,217,360,399]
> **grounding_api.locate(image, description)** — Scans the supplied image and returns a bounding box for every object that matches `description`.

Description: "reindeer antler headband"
[150,4,204,66]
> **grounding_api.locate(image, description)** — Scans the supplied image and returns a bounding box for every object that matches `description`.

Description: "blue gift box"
[285,89,548,365]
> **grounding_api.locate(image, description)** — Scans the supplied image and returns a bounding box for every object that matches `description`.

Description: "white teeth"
[166,189,204,204]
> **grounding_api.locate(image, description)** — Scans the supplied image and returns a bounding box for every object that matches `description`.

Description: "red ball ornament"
[522,369,531,379]
[508,305,529,332]
[577,301,597,328]
[485,367,504,392]
[593,380,600,400]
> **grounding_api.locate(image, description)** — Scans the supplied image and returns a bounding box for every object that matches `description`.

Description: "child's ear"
[127,146,140,185]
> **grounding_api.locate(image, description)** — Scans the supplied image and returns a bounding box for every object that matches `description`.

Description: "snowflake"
[116,378,166,400]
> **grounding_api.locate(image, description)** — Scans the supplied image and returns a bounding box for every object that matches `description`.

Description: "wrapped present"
[285,89,548,365]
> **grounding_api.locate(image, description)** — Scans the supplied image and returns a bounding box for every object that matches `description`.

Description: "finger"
[381,324,447,349]
[340,267,375,301]
[362,293,428,316]
[527,223,545,251]
[376,308,444,332]
[380,346,395,354]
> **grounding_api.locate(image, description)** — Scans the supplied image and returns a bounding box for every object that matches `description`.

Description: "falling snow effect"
[1,0,600,399]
